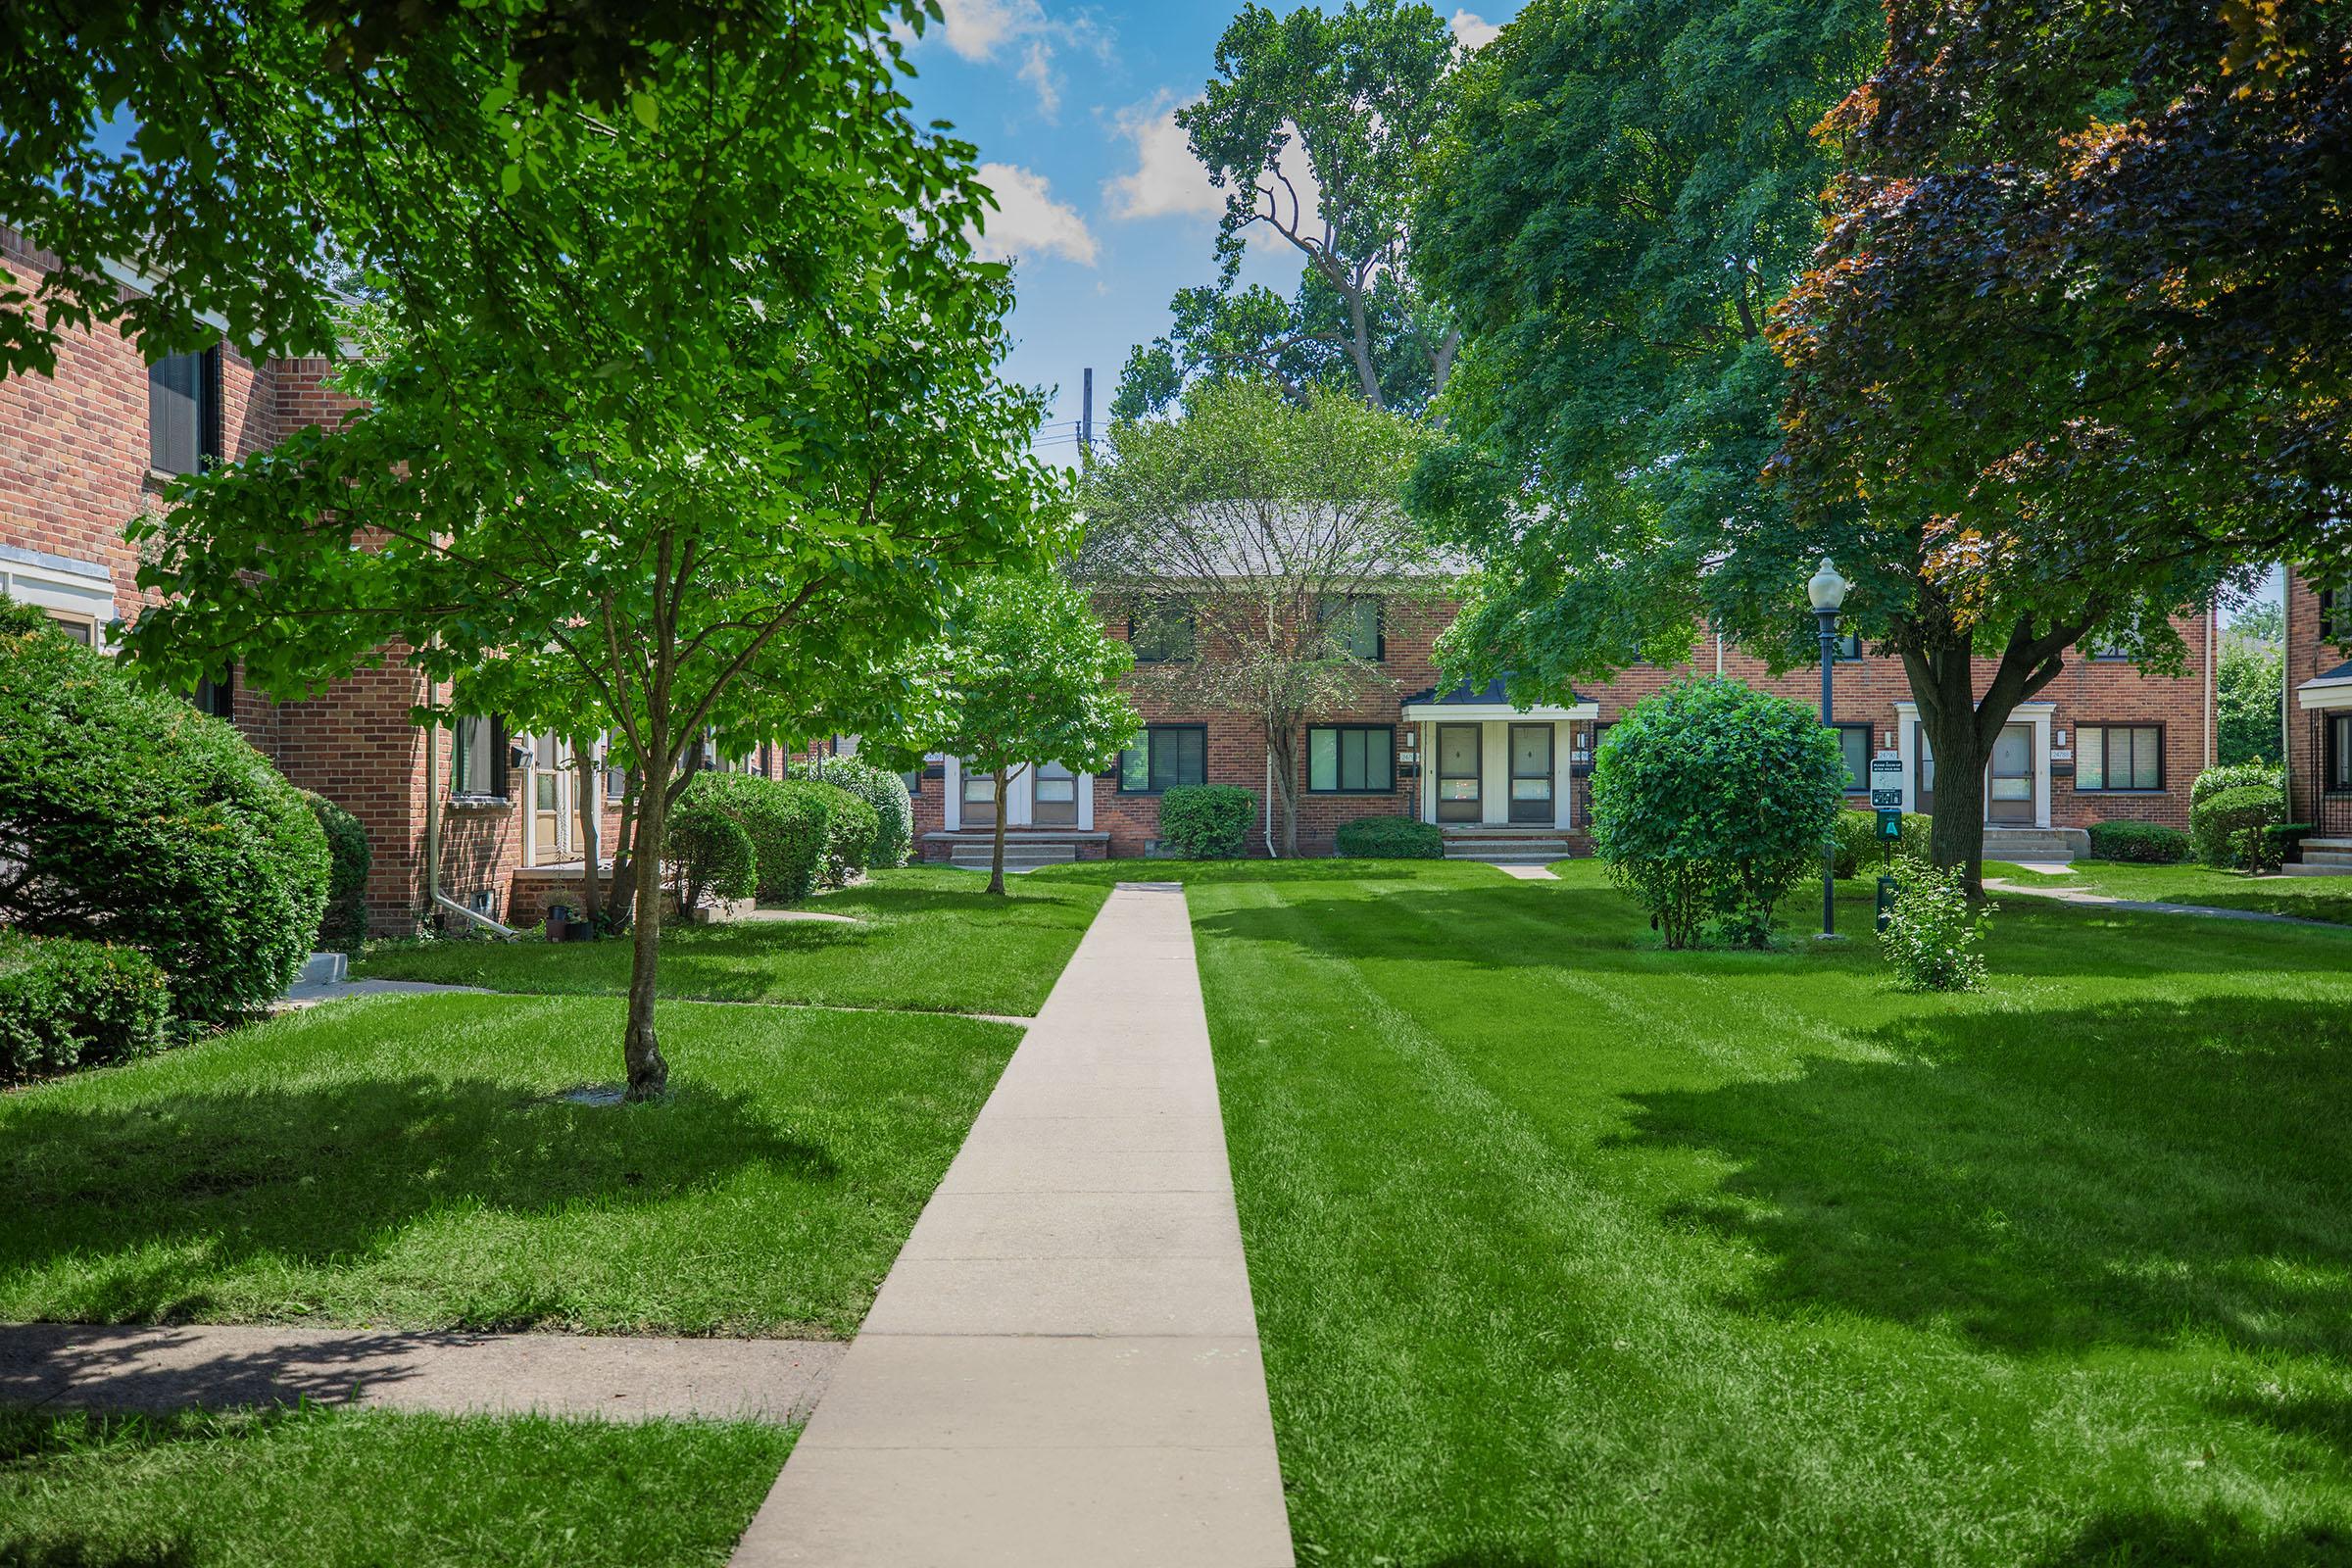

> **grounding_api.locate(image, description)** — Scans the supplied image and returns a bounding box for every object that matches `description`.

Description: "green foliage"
[0,621,327,1022]
[805,784,881,890]
[679,773,826,904]
[1589,681,1848,948]
[2191,761,2286,807]
[1833,808,1931,878]
[1157,785,1256,859]
[1119,0,1461,417]
[304,791,373,951]
[790,758,912,868]
[1881,856,1992,992]
[2217,625,2284,766]
[2085,820,2191,864]
[0,931,172,1082]
[2190,783,2286,872]
[1335,815,1445,859]
[665,795,757,911]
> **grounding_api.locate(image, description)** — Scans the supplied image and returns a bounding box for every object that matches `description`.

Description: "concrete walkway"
[731,883,1292,1568]
[1984,878,2349,929]
[1494,863,1558,881]
[0,1322,841,1423]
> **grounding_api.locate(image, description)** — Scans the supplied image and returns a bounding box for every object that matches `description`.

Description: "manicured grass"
[0,992,1016,1335]
[352,866,1104,1017]
[0,1405,790,1567]
[1155,857,2352,1564]
[1987,857,2352,924]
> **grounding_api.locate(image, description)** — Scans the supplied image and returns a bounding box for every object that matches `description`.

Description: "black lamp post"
[1808,557,1849,939]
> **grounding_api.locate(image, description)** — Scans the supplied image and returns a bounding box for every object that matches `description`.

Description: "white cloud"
[931,0,1108,119]
[1449,9,1502,49]
[1102,92,1225,221]
[970,163,1099,266]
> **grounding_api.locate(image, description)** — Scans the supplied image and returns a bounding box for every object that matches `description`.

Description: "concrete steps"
[2287,837,2352,876]
[1441,829,1577,866]
[1981,826,2089,862]
[949,843,1079,870]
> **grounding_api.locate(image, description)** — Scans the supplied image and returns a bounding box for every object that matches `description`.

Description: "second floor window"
[1319,595,1383,661]
[1129,606,1197,662]
[149,346,222,476]
[453,714,507,798]
[2324,587,2348,647]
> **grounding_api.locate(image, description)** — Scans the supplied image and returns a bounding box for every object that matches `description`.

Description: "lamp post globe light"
[1809,558,1848,940]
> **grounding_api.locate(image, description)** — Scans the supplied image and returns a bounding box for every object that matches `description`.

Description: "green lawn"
[0,992,1015,1335]
[0,1405,789,1567]
[1141,858,2352,1565]
[1987,857,2352,925]
[352,866,1104,1017]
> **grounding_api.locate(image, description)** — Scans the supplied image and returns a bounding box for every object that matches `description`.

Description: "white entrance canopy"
[1399,675,1597,724]
[2297,661,2352,710]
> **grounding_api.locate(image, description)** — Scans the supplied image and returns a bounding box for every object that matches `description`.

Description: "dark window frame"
[1833,722,1872,793]
[2327,712,2352,794]
[149,343,223,476]
[1317,594,1385,662]
[192,667,235,719]
[2074,722,2165,793]
[1117,724,1209,794]
[2323,587,2350,648]
[1307,724,1396,795]
[452,713,511,800]
[1127,607,1198,663]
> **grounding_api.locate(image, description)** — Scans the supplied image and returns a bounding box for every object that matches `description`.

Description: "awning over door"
[1399,675,1596,723]
[2297,660,2352,711]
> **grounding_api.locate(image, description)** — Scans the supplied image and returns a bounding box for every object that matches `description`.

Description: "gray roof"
[1399,674,1585,708]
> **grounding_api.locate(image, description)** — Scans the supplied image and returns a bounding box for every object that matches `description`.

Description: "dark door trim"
[1437,723,1482,823]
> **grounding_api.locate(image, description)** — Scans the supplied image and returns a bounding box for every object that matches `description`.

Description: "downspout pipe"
[1264,744,1276,858]
[422,659,519,939]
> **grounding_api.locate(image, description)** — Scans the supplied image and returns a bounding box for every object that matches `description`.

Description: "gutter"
[421,660,519,939]
[2204,601,2216,770]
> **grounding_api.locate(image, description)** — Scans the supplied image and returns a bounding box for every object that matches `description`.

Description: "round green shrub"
[679,772,828,903]
[1590,680,1847,948]
[790,757,913,868]
[1881,854,1993,992]
[1833,808,1931,878]
[304,790,373,951]
[797,780,880,888]
[665,794,758,910]
[2189,782,2285,870]
[2190,761,2285,807]
[0,615,328,1022]
[1157,784,1254,858]
[0,929,172,1081]
[1335,815,1445,858]
[2085,819,2190,864]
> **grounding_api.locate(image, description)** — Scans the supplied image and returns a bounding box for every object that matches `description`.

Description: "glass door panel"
[1508,724,1553,824]
[960,763,997,827]
[1988,722,2034,823]
[1437,724,1482,823]
[1033,760,1078,825]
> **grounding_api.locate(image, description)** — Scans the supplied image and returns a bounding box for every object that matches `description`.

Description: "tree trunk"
[987,765,1009,896]
[622,765,670,1102]
[1269,725,1300,858]
[1344,283,1385,411]
[573,751,601,921]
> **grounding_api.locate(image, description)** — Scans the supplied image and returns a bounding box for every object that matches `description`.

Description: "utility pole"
[1080,367,1093,457]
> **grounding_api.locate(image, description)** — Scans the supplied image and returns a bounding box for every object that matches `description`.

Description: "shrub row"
[673,770,877,909]
[0,929,172,1082]
[789,758,911,868]
[2086,819,2189,863]
[1335,815,1445,858]
[1157,784,1255,858]
[1833,808,1931,877]
[306,790,373,951]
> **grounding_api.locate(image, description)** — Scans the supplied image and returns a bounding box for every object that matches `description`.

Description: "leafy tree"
[123,18,1056,1101]
[1115,0,1460,418]
[895,572,1140,896]
[0,0,939,378]
[2217,611,2285,766]
[1410,0,2247,891]
[1081,379,1438,857]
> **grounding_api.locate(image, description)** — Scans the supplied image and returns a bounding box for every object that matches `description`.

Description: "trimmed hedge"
[666,794,758,909]
[800,781,880,888]
[1834,808,1931,878]
[678,772,827,903]
[2086,819,2190,864]
[2190,761,2285,807]
[305,791,373,951]
[1335,815,1445,858]
[790,758,912,868]
[1158,784,1254,858]
[0,610,328,1022]
[0,930,172,1082]
[2190,782,2285,871]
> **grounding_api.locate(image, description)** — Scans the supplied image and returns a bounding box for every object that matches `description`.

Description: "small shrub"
[1335,815,1444,858]
[682,772,827,903]
[2085,819,2190,864]
[2268,822,2316,862]
[304,791,373,950]
[1591,679,1847,948]
[0,931,172,1082]
[1881,855,1993,993]
[0,610,328,1022]
[2190,761,2285,807]
[801,781,881,887]
[1834,808,1931,877]
[2189,781,2284,870]
[1158,784,1255,858]
[790,757,913,868]
[665,795,757,910]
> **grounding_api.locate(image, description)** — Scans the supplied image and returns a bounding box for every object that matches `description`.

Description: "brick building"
[912,584,2224,864]
[1,223,612,936]
[2285,565,2352,849]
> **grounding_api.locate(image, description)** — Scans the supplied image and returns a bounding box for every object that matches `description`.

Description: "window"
[44,611,96,646]
[1129,607,1196,662]
[192,669,234,718]
[2328,713,2352,793]
[2076,724,2162,791]
[1318,596,1383,661]
[453,714,507,798]
[2324,587,2349,647]
[149,345,222,475]
[2087,636,2133,662]
[1308,725,1395,793]
[1833,723,1871,792]
[1117,725,1206,793]
[1834,631,1861,661]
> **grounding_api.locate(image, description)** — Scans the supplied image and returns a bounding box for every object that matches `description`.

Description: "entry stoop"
[2286,837,2352,877]
[1441,826,1579,865]
[928,830,1106,873]
[1982,826,2089,863]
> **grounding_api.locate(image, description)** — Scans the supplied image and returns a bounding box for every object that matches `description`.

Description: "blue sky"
[893,0,1520,463]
